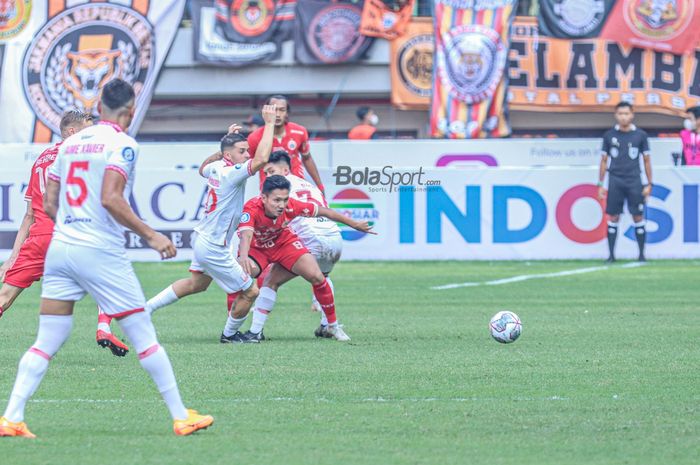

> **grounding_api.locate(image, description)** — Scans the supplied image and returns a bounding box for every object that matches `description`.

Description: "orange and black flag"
[360,0,414,40]
[430,0,517,139]
[389,18,432,110]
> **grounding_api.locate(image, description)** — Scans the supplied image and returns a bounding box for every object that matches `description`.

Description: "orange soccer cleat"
[173,409,214,436]
[96,330,130,357]
[0,417,36,438]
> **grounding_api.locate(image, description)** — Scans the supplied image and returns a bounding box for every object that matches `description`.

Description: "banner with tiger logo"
[537,0,616,39]
[600,0,700,55]
[359,0,414,41]
[0,0,185,143]
[389,18,433,109]
[430,0,518,139]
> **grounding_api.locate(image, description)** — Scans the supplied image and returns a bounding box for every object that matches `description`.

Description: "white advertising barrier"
[2,165,698,262]
[328,138,681,168]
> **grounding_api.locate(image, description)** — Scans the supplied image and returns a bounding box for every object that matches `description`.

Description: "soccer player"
[236,175,375,342]
[0,110,128,357]
[247,95,325,193]
[597,102,652,263]
[0,79,212,438]
[145,105,278,344]
[243,150,343,340]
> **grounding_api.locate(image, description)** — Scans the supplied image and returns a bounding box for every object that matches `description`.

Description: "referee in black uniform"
[597,102,653,262]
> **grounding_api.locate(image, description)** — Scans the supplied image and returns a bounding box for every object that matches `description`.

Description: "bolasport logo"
[332,166,440,193]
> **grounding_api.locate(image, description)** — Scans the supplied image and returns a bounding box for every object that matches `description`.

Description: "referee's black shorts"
[606,176,645,216]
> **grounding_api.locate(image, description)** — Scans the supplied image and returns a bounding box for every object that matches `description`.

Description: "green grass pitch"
[0,260,697,465]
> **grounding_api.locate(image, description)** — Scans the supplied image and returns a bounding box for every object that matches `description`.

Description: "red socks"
[312,279,336,325]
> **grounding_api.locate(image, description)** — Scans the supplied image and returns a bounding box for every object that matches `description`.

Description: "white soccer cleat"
[326,324,351,342]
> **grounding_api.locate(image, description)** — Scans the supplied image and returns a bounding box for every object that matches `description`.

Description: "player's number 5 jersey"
[48,122,138,250]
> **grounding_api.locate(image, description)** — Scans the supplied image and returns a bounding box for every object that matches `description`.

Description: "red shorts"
[4,234,52,289]
[248,236,309,274]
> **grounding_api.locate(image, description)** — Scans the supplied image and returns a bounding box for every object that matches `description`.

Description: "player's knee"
[242,285,259,302]
[308,273,325,286]
[117,311,158,354]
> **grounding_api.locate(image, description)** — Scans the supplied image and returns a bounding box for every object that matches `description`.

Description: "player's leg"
[146,272,212,315]
[246,264,298,340]
[79,246,212,434]
[628,180,647,261]
[0,284,24,318]
[290,252,350,342]
[605,177,625,263]
[96,306,130,357]
[0,234,51,317]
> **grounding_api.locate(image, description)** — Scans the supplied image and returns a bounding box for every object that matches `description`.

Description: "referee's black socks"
[634,221,646,259]
[607,221,619,260]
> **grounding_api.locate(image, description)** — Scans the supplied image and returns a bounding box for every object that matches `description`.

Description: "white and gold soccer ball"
[489,311,522,344]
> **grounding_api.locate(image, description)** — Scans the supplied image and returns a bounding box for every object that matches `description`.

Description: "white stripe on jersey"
[194,159,254,246]
[286,175,340,240]
[49,122,138,250]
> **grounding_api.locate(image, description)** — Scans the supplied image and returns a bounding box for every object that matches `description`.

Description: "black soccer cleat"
[220,331,259,344]
[638,254,647,263]
[314,325,332,339]
[242,330,265,342]
[605,256,616,264]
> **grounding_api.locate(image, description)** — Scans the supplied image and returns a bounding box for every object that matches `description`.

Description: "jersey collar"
[614,124,636,131]
[98,121,124,133]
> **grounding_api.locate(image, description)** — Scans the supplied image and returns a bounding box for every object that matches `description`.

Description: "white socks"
[4,315,73,422]
[146,285,179,315]
[118,312,187,421]
[223,316,247,337]
[250,287,277,334]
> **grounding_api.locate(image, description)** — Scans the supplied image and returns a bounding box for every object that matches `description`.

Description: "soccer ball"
[489,311,522,344]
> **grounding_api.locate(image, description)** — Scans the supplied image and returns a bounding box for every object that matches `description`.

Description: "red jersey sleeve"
[237,199,259,235]
[287,197,318,219]
[25,164,36,202]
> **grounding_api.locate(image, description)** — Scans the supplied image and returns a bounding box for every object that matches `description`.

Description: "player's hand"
[642,184,652,199]
[261,104,276,125]
[238,255,256,276]
[146,232,177,260]
[228,123,242,135]
[598,186,607,200]
[352,220,377,235]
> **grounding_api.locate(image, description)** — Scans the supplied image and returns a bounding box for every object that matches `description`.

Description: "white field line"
[5,396,573,404]
[431,262,645,290]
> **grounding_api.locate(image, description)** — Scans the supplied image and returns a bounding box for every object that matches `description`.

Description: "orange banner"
[389,18,433,110]
[359,0,414,40]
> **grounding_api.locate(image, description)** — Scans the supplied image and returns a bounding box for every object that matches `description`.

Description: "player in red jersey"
[247,95,325,193]
[0,110,128,357]
[235,175,375,342]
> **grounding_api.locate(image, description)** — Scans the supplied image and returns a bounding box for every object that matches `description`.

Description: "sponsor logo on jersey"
[240,212,250,223]
[0,0,31,40]
[329,188,378,241]
[287,140,297,151]
[625,0,691,40]
[122,147,135,161]
[437,24,506,105]
[551,0,606,37]
[235,163,242,169]
[22,4,155,135]
[307,4,364,63]
[398,33,433,98]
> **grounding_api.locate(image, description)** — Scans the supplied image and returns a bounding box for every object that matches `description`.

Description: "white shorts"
[190,235,253,294]
[299,232,342,275]
[42,240,146,318]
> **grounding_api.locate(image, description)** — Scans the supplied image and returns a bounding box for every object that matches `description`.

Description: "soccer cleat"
[314,325,332,339]
[325,324,351,342]
[96,330,129,357]
[0,417,36,438]
[220,331,259,344]
[638,254,647,263]
[242,330,265,342]
[605,256,616,264]
[173,409,214,436]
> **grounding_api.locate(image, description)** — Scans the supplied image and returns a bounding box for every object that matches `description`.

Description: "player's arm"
[101,171,176,260]
[237,229,256,276]
[642,136,652,198]
[597,153,608,200]
[316,206,376,235]
[44,178,60,222]
[302,153,324,196]
[248,105,277,174]
[199,151,223,177]
[0,201,33,281]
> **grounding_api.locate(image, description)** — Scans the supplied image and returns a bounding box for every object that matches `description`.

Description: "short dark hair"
[101,79,135,111]
[687,106,700,118]
[268,150,291,167]
[59,109,92,134]
[265,94,290,113]
[356,106,371,121]
[615,101,633,111]
[220,132,247,153]
[262,174,291,194]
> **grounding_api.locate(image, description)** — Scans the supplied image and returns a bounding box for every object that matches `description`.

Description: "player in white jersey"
[144,105,278,344]
[241,150,344,341]
[0,80,212,438]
